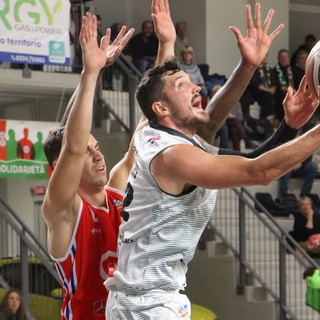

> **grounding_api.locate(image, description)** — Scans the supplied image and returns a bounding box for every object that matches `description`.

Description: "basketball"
[305,41,320,97]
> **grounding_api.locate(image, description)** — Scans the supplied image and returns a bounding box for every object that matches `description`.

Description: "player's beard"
[178,111,209,133]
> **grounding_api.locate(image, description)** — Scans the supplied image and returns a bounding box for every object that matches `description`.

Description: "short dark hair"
[141,20,153,29]
[277,48,289,59]
[43,127,65,170]
[136,57,180,123]
[305,34,316,42]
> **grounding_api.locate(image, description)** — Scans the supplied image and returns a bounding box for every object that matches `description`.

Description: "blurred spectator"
[0,289,28,320]
[292,49,308,90]
[174,21,188,63]
[290,34,317,67]
[215,125,229,149]
[240,53,276,121]
[279,121,317,197]
[273,49,295,125]
[125,20,158,74]
[180,45,208,97]
[211,85,256,150]
[288,196,320,258]
[174,21,209,82]
[96,14,104,43]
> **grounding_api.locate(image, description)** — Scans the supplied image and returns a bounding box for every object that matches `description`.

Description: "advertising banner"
[0,0,71,66]
[0,119,59,179]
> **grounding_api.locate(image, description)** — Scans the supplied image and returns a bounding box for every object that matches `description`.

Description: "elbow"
[251,170,273,187]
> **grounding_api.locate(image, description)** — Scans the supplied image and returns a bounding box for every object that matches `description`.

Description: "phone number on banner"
[10,54,45,64]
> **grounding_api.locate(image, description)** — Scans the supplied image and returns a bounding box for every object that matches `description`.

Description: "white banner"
[0,0,71,65]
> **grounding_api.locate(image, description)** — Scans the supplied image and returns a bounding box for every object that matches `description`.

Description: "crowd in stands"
[1,8,318,155]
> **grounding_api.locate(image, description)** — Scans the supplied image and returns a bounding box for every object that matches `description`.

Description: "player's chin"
[195,110,209,122]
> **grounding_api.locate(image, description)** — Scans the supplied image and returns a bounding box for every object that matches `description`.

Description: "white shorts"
[106,289,191,320]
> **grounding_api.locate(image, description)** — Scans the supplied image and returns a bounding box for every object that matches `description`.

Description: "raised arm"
[107,0,175,191]
[152,122,320,195]
[197,3,284,143]
[209,76,320,158]
[61,23,134,126]
[42,13,134,256]
[152,0,175,65]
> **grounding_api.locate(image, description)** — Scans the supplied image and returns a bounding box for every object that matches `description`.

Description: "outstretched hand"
[152,0,175,44]
[283,76,320,129]
[104,24,135,67]
[79,13,134,73]
[230,2,284,68]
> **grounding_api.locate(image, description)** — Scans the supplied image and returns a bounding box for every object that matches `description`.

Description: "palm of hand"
[153,13,175,42]
[284,85,318,129]
[82,38,107,72]
[239,30,271,67]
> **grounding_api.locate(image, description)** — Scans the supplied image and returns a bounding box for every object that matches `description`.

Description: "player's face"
[80,135,107,189]
[161,71,209,134]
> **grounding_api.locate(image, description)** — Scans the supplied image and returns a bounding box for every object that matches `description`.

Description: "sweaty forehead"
[164,70,190,86]
[88,134,98,146]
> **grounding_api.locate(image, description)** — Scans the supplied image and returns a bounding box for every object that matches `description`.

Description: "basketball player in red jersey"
[41,14,139,319]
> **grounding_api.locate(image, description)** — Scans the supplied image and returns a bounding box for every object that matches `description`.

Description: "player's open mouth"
[96,166,105,172]
[192,96,202,109]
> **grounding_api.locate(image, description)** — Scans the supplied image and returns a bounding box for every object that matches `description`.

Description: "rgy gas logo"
[0,0,64,30]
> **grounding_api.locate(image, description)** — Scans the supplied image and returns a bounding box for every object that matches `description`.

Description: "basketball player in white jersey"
[105,1,320,319]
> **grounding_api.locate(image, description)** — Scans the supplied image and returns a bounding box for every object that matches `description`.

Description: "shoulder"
[104,185,124,199]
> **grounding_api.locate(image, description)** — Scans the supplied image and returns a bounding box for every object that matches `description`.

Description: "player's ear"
[152,101,169,116]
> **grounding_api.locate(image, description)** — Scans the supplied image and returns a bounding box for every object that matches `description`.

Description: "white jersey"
[105,124,217,295]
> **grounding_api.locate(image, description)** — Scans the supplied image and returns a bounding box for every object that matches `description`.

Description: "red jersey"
[52,186,123,319]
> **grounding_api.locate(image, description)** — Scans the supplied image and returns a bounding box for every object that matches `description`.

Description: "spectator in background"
[174,21,188,62]
[174,21,210,83]
[292,49,309,90]
[96,14,104,42]
[279,121,318,198]
[180,45,208,97]
[288,196,320,257]
[240,53,276,121]
[212,85,256,150]
[125,20,158,74]
[274,49,295,126]
[290,34,317,68]
[0,289,28,320]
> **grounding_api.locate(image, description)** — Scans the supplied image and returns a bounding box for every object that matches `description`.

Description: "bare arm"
[61,24,135,126]
[200,77,320,157]
[152,0,175,66]
[197,3,284,142]
[42,14,134,257]
[108,116,147,192]
[107,0,175,191]
[152,123,320,195]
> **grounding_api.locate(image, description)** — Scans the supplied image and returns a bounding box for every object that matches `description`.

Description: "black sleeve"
[218,120,299,158]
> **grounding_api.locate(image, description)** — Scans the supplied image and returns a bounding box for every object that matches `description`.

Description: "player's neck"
[78,188,106,208]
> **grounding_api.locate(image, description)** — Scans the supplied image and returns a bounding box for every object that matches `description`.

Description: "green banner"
[0,119,58,179]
